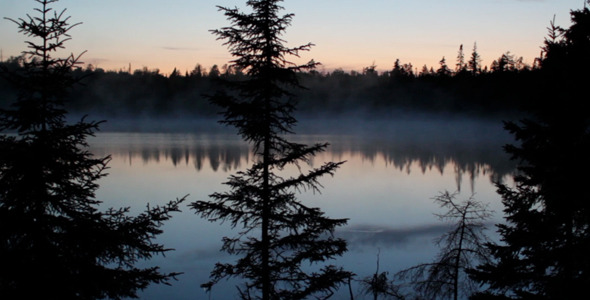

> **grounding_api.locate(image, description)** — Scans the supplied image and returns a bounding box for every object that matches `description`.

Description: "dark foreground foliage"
[0,1,184,298]
[470,3,590,299]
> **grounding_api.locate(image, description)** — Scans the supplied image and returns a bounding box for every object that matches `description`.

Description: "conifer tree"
[191,1,350,299]
[456,44,466,73]
[470,3,590,299]
[0,1,184,298]
[491,52,516,73]
[437,56,451,77]
[436,57,449,77]
[468,42,481,75]
[419,64,430,77]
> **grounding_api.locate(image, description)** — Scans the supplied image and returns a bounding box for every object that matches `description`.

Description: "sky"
[0,0,586,75]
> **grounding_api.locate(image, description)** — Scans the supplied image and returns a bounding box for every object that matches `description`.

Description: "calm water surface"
[89,118,514,299]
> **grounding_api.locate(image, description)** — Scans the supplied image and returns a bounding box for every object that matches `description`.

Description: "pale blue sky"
[0,0,584,74]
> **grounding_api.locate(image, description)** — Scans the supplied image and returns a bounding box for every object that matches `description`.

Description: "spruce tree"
[437,56,451,77]
[470,3,590,299]
[436,56,451,77]
[468,42,481,75]
[191,1,351,299]
[0,1,184,298]
[456,44,466,73]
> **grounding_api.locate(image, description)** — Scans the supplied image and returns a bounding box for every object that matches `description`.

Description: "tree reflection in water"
[89,120,514,192]
[87,119,515,299]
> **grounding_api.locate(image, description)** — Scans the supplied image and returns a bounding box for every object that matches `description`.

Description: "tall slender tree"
[468,42,481,75]
[455,44,466,73]
[191,1,350,299]
[0,1,184,298]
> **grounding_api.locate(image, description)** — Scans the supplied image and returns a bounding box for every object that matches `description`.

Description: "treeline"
[0,46,539,119]
[298,48,536,116]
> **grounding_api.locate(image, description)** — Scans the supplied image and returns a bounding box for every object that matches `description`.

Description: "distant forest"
[0,45,540,120]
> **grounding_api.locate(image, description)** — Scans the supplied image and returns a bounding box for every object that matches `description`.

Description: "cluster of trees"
[1,37,540,119]
[2,0,589,299]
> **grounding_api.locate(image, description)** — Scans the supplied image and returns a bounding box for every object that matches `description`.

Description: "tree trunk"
[261,106,271,300]
[454,211,468,300]
[262,6,273,299]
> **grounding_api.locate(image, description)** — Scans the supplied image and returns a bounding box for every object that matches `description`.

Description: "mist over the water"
[88,117,512,300]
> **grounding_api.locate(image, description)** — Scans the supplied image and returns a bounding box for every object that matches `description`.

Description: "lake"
[89,117,515,299]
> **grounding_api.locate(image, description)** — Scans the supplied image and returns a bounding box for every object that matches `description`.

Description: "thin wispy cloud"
[161,46,200,51]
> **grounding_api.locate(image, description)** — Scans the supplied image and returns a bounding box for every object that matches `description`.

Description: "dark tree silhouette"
[437,56,451,77]
[468,42,482,75]
[455,44,466,73]
[191,1,350,299]
[0,1,184,298]
[359,250,405,300]
[470,3,590,299]
[490,52,516,73]
[396,192,492,300]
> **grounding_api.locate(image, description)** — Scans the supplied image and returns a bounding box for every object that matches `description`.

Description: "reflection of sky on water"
[90,128,513,300]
